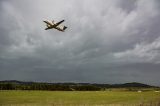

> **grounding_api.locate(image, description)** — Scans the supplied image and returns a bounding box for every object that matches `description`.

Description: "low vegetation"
[0,90,160,106]
[0,81,159,106]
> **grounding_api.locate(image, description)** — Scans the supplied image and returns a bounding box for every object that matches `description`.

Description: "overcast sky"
[0,0,160,85]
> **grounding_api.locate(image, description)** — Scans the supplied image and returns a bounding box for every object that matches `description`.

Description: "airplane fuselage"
[46,25,65,32]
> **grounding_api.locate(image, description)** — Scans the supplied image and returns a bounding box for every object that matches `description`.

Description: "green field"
[0,90,160,106]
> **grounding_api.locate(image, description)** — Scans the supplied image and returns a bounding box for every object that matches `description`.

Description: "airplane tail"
[63,26,67,30]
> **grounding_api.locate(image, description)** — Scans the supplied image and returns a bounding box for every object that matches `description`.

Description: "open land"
[0,90,160,106]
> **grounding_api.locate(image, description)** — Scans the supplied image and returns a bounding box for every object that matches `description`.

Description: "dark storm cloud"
[116,0,138,13]
[0,0,160,85]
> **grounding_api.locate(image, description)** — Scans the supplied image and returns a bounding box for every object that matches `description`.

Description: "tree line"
[0,83,101,91]
[0,80,156,91]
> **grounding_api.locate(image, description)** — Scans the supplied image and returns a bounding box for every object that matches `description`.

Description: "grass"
[0,90,160,106]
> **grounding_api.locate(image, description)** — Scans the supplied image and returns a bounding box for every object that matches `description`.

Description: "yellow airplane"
[43,20,67,32]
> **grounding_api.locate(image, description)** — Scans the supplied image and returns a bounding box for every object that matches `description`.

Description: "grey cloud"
[0,0,160,85]
[116,0,138,13]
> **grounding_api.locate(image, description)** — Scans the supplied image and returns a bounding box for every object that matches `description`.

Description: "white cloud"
[114,37,160,64]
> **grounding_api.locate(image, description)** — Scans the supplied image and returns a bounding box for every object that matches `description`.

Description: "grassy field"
[0,90,160,106]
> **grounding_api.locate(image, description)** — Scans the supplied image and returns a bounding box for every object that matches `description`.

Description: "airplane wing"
[43,21,52,26]
[55,20,65,26]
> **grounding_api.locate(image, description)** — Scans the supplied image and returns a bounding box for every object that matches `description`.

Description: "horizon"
[0,80,158,87]
[0,0,160,86]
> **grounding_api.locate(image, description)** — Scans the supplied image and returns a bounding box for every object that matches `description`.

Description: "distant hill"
[0,80,158,91]
[0,80,35,85]
[107,82,153,88]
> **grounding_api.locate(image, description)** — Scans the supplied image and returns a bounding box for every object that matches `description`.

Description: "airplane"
[43,20,67,32]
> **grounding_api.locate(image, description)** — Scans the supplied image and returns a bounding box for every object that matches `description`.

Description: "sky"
[0,0,160,86]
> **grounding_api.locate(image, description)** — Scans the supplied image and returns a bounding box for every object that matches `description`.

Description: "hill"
[0,80,158,91]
